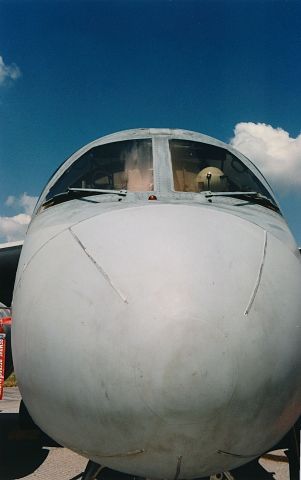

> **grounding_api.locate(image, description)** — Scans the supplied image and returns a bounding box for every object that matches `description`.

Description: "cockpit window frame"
[167,137,279,209]
[34,135,155,215]
[33,129,281,216]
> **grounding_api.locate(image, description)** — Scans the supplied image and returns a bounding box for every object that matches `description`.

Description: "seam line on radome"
[244,230,267,315]
[69,228,128,304]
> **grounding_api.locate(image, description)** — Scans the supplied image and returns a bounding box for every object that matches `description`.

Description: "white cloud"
[230,122,301,193]
[0,214,31,242]
[0,55,21,86]
[0,193,38,242]
[19,193,38,215]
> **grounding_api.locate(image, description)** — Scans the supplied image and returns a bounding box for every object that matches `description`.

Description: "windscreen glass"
[170,139,274,200]
[45,139,153,201]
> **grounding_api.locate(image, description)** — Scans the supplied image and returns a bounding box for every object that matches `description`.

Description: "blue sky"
[0,0,300,242]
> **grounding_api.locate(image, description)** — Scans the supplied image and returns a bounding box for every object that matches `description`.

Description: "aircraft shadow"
[0,412,58,480]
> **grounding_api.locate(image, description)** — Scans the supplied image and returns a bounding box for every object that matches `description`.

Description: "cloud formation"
[230,123,301,193]
[0,214,31,242]
[0,193,38,242]
[0,55,21,86]
[5,193,38,215]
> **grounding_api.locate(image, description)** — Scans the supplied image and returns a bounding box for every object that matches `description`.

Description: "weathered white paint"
[12,129,301,479]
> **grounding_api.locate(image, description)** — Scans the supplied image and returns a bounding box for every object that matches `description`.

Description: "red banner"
[0,333,6,400]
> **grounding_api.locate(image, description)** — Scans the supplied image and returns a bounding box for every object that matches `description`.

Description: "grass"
[4,372,17,387]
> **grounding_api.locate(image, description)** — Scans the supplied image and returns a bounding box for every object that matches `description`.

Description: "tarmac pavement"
[0,387,20,413]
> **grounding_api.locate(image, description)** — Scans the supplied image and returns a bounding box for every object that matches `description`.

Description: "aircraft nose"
[69,202,266,420]
[13,202,301,478]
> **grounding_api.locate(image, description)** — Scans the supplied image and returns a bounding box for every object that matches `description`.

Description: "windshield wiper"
[204,191,280,213]
[42,188,127,209]
[68,187,127,196]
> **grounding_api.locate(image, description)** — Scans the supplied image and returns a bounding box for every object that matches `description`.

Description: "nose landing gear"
[80,461,144,480]
[81,461,103,480]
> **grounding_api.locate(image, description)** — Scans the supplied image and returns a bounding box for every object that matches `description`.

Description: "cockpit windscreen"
[170,139,275,201]
[45,139,153,202]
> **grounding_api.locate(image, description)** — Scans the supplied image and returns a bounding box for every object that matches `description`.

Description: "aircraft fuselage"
[11,129,301,479]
